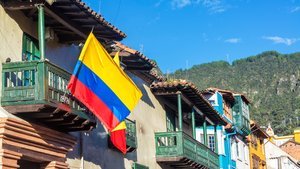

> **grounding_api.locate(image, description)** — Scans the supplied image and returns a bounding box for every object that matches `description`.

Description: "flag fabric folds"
[67,33,142,131]
[110,121,127,154]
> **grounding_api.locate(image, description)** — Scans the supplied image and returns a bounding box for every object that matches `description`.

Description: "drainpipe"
[225,130,237,169]
[37,4,45,60]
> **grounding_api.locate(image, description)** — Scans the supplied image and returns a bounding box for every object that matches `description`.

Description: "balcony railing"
[155,131,219,169]
[125,118,137,152]
[233,114,250,136]
[1,60,95,132]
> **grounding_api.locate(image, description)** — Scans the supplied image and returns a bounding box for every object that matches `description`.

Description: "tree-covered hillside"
[170,51,300,135]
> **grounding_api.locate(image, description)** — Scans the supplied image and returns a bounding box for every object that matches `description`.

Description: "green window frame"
[22,33,41,61]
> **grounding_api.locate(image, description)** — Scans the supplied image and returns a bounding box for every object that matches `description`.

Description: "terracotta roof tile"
[70,0,126,39]
[150,80,228,125]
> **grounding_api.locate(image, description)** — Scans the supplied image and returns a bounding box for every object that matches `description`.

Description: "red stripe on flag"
[110,129,127,154]
[68,76,120,131]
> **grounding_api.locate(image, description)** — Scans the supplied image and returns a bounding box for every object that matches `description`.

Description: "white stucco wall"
[196,127,225,155]
[234,137,250,169]
[264,140,300,169]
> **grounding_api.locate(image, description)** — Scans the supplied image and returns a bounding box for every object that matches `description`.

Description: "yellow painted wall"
[249,134,267,169]
[294,129,300,143]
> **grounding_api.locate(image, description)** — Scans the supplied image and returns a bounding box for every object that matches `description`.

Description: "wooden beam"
[27,8,37,17]
[44,5,87,39]
[2,0,43,10]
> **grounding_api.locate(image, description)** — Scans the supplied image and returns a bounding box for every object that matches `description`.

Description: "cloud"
[290,6,300,13]
[171,0,192,9]
[155,0,164,7]
[171,0,228,13]
[225,38,241,43]
[198,0,228,13]
[263,36,299,46]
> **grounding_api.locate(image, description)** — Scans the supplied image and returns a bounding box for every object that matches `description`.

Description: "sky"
[84,0,300,73]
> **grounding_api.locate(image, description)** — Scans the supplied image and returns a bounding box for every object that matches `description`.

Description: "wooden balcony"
[233,114,251,136]
[125,119,137,152]
[155,131,219,169]
[1,60,96,132]
[108,118,137,153]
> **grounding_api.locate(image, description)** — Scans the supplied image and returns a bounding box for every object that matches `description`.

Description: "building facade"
[265,140,300,169]
[199,88,236,169]
[266,125,300,163]
[249,120,268,169]
[197,88,252,169]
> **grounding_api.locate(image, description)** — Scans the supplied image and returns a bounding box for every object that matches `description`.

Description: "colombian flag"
[67,33,142,131]
[110,121,127,154]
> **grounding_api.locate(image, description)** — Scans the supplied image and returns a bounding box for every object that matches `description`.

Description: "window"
[22,33,40,61]
[208,134,215,152]
[166,106,176,132]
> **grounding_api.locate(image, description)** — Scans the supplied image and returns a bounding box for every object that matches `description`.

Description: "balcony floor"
[157,157,209,169]
[3,103,95,132]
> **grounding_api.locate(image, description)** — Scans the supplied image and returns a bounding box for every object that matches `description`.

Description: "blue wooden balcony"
[155,131,219,169]
[1,60,96,132]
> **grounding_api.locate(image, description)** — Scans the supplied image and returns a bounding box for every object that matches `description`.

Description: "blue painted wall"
[211,92,236,169]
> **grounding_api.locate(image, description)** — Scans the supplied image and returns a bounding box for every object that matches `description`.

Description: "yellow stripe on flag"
[112,121,126,132]
[78,33,142,111]
[113,51,120,67]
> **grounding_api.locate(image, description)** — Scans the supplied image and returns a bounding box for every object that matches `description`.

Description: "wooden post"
[191,108,196,139]
[177,93,182,131]
[37,4,45,60]
[214,125,219,153]
[203,117,208,146]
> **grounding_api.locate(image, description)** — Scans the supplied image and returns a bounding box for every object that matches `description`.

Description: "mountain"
[170,51,300,135]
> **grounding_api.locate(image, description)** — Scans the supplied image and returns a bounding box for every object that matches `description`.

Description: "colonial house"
[149,80,229,169]
[198,88,237,169]
[0,0,127,168]
[266,125,300,164]
[248,120,268,169]
[264,140,300,169]
[197,88,251,169]
[231,93,251,169]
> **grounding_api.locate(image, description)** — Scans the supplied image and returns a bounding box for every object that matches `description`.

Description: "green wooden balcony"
[125,118,137,152]
[1,60,96,132]
[108,118,137,153]
[233,114,250,136]
[155,131,219,169]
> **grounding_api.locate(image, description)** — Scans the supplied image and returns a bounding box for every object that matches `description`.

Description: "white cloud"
[155,0,164,7]
[171,0,192,9]
[171,0,228,13]
[225,38,241,43]
[290,6,300,13]
[198,0,228,13]
[263,36,299,46]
